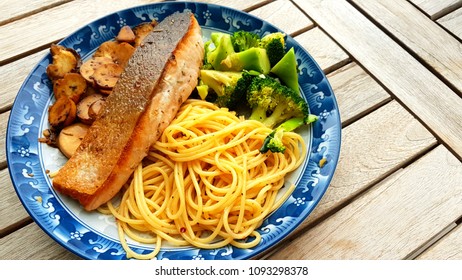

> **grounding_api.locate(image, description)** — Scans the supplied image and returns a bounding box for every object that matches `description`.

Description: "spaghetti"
[101,99,307,259]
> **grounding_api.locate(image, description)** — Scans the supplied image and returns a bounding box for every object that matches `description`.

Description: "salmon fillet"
[52,12,204,210]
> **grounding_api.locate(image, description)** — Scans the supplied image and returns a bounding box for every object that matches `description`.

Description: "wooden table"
[1,0,461,260]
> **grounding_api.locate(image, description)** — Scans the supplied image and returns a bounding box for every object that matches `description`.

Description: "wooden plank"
[437,7,462,40]
[327,62,390,125]
[268,145,462,259]
[352,0,462,94]
[0,168,31,236]
[293,0,462,158]
[250,0,315,35]
[0,0,70,26]
[294,27,350,73]
[0,111,10,169]
[408,0,462,19]
[0,222,81,260]
[0,51,47,113]
[417,224,462,260]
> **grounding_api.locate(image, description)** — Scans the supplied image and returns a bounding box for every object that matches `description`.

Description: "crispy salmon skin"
[52,12,204,210]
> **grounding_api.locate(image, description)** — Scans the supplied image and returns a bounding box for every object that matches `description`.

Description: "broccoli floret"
[206,32,236,71]
[247,75,308,128]
[202,40,213,69]
[260,115,318,153]
[265,39,285,67]
[260,32,286,67]
[204,31,281,74]
[231,30,260,52]
[198,70,256,109]
[220,47,271,74]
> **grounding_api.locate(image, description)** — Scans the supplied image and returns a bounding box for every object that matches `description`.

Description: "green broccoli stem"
[207,33,236,71]
[261,105,287,128]
[220,47,271,74]
[249,106,268,122]
[277,117,305,131]
[259,114,318,154]
[304,114,318,124]
[279,114,317,131]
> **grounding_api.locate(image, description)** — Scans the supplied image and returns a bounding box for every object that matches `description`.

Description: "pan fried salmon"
[52,12,204,210]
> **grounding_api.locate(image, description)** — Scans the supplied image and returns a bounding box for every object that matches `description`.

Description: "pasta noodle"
[101,99,307,259]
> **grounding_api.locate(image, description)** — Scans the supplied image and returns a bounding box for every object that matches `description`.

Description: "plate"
[6,1,341,260]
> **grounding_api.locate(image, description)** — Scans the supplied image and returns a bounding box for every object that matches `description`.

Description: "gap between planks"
[407,219,459,259]
[0,0,73,26]
[408,0,462,20]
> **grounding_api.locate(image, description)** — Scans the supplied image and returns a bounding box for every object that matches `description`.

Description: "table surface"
[1,0,461,260]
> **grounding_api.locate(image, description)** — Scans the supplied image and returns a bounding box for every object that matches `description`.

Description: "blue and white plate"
[6,1,341,260]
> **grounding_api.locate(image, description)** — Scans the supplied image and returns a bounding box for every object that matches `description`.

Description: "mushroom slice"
[57,123,89,158]
[48,97,77,129]
[92,62,123,89]
[116,26,136,43]
[94,41,135,68]
[53,73,87,103]
[80,56,114,85]
[76,93,105,124]
[46,44,80,80]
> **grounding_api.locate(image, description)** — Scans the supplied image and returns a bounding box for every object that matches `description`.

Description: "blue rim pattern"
[6,1,341,260]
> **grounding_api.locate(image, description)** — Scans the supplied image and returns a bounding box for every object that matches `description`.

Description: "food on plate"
[44,23,141,143]
[88,98,105,120]
[48,97,77,129]
[132,21,157,47]
[116,25,136,43]
[197,30,316,154]
[201,30,299,91]
[46,44,81,80]
[100,100,306,260]
[261,115,317,154]
[91,62,124,89]
[270,47,299,94]
[79,56,114,86]
[95,28,317,259]
[249,79,317,152]
[258,32,286,67]
[205,32,271,74]
[94,41,135,68]
[52,11,204,211]
[76,93,105,124]
[53,72,87,103]
[246,74,314,128]
[197,70,254,109]
[57,123,89,158]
